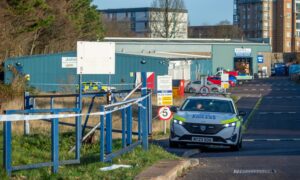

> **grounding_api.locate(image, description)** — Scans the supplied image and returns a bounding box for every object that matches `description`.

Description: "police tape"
[0,94,151,122]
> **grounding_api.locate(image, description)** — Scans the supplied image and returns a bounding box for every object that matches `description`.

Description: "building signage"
[157,75,173,106]
[257,55,264,63]
[62,57,77,68]
[234,48,252,57]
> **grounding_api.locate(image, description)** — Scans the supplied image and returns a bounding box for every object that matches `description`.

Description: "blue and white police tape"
[0,94,151,122]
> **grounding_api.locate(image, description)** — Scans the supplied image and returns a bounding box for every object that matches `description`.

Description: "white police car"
[169,96,246,151]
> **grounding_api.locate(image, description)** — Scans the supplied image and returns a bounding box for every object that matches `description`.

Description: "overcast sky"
[93,0,234,26]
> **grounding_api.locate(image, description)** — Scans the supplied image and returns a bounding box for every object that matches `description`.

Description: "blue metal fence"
[2,72,152,176]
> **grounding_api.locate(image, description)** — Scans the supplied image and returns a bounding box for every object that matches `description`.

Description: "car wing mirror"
[170,106,178,113]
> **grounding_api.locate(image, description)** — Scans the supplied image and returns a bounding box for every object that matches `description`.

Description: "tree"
[0,0,104,64]
[151,0,186,38]
[102,17,136,37]
[218,19,231,26]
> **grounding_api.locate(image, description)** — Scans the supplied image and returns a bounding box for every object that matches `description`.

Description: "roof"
[100,7,188,13]
[118,51,211,60]
[187,96,233,101]
[104,37,271,45]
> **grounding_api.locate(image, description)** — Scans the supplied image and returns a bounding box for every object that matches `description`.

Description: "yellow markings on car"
[221,117,239,125]
[173,115,186,122]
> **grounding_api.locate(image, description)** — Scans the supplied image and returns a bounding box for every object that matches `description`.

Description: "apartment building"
[101,8,188,38]
[234,0,300,54]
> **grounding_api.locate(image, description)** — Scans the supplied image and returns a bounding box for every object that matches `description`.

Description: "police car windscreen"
[180,99,234,114]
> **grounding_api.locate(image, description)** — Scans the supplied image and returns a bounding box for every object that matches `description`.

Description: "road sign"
[221,73,229,82]
[221,82,230,89]
[257,55,264,63]
[157,76,173,106]
[77,41,115,75]
[62,57,77,68]
[200,86,210,96]
[158,106,172,120]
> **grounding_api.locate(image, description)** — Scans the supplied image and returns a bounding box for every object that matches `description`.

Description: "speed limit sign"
[200,86,210,96]
[158,106,172,120]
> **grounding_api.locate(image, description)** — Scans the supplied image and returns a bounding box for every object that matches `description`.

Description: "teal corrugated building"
[4,38,271,92]
[5,51,211,92]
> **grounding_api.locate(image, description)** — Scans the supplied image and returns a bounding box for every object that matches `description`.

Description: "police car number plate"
[192,137,213,143]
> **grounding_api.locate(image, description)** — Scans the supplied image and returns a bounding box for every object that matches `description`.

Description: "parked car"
[207,76,236,87]
[185,80,223,93]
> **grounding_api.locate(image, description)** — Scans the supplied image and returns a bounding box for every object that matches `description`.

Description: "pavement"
[143,77,300,180]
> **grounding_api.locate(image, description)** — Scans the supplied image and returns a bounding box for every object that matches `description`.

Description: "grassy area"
[0,131,178,179]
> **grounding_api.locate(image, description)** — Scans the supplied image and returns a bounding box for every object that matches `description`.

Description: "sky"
[93,0,234,26]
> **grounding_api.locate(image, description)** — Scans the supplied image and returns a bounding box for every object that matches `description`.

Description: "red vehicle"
[207,76,236,87]
[216,70,238,77]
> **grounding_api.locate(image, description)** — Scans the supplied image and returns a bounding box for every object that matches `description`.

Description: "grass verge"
[242,97,263,133]
[0,131,178,179]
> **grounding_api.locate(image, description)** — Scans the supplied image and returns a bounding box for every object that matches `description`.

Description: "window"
[193,81,202,84]
[287,32,291,38]
[297,14,300,20]
[287,42,291,47]
[180,99,235,114]
[297,23,300,29]
[297,3,300,12]
[287,3,291,9]
[287,22,291,28]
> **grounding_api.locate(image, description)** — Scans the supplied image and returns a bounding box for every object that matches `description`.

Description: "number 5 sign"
[158,106,172,120]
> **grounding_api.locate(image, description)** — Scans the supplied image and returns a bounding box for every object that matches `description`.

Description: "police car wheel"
[169,140,179,148]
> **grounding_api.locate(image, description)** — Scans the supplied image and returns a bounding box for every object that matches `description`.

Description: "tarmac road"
[178,77,300,180]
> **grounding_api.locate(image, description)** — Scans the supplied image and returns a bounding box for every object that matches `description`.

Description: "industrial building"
[4,38,271,92]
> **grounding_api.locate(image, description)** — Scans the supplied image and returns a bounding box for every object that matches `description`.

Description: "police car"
[169,96,246,151]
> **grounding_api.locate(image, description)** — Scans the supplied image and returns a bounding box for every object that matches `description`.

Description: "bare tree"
[151,0,187,38]
[102,17,136,37]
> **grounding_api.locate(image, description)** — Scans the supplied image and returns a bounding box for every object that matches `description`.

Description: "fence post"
[105,112,112,155]
[141,72,148,150]
[3,119,12,176]
[24,92,30,135]
[100,106,105,162]
[75,109,81,160]
[51,113,59,173]
[148,93,152,135]
[138,105,141,140]
[126,106,132,145]
[121,109,126,148]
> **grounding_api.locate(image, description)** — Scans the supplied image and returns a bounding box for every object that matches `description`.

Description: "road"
[156,77,300,180]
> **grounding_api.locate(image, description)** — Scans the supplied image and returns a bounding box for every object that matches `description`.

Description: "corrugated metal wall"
[190,60,212,81]
[4,52,169,92]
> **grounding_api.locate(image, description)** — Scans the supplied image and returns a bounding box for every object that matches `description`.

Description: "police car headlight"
[224,122,236,128]
[173,119,184,125]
